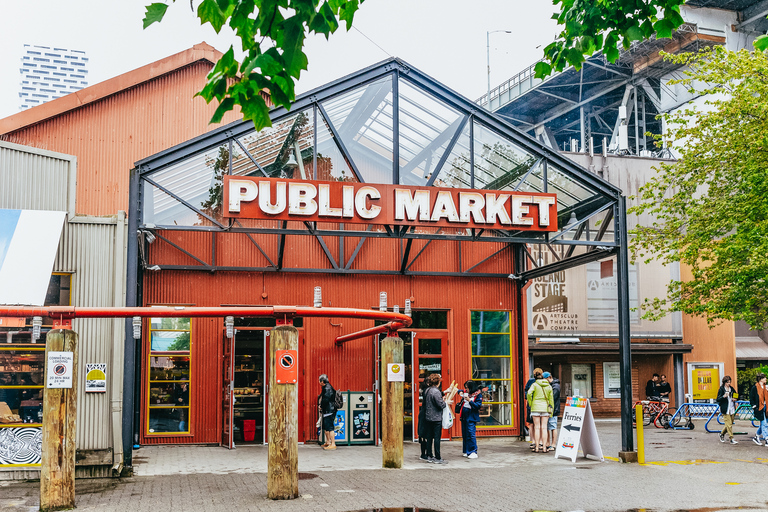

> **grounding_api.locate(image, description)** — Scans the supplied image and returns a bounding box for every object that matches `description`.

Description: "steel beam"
[615,197,634,453]
[519,247,615,281]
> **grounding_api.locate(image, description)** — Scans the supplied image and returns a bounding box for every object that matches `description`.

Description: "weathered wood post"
[40,329,78,512]
[267,324,299,499]
[380,335,404,468]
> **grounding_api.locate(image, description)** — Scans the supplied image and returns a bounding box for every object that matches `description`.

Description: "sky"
[0,0,560,120]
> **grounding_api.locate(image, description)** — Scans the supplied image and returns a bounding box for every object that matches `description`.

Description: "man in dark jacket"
[546,372,560,451]
[645,374,659,398]
[319,374,337,450]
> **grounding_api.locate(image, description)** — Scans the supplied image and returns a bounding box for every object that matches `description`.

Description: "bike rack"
[670,401,759,432]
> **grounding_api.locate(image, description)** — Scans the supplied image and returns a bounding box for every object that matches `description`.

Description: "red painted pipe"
[0,306,411,341]
[333,321,407,345]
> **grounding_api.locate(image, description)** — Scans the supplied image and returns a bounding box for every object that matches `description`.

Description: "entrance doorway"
[222,329,267,448]
[412,332,449,441]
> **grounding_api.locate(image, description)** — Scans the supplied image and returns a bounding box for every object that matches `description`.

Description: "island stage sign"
[223,177,558,231]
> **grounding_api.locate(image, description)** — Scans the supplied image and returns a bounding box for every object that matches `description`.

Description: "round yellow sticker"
[391,364,400,373]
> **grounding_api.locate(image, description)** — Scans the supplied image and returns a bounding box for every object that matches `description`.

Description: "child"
[456,380,483,459]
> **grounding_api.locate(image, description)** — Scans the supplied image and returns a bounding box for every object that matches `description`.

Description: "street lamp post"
[487,30,512,110]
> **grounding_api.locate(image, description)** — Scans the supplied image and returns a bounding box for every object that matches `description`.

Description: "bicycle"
[632,398,680,429]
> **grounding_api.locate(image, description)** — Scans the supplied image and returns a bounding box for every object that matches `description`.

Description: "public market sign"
[223,177,558,231]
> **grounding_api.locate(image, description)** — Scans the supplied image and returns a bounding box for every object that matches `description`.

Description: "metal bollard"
[636,403,645,464]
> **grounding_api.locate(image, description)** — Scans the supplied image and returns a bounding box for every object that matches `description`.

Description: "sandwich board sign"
[554,396,604,462]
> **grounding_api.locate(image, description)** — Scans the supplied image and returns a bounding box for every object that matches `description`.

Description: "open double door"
[222,328,304,449]
[397,331,450,442]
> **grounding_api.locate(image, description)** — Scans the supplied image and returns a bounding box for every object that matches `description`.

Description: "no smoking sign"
[275,349,298,384]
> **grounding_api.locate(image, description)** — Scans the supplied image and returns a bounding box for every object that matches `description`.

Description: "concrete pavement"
[2,419,768,511]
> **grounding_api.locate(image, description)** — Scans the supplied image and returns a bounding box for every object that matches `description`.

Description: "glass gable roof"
[136,58,621,246]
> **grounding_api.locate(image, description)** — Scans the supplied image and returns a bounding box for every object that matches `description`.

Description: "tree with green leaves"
[536,0,768,79]
[630,46,768,330]
[144,0,364,130]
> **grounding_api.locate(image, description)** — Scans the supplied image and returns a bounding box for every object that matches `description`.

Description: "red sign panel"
[275,349,298,384]
[223,177,558,231]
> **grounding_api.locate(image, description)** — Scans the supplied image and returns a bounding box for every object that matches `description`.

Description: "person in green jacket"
[526,369,554,453]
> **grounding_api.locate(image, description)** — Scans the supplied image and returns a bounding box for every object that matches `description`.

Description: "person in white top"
[716,375,738,444]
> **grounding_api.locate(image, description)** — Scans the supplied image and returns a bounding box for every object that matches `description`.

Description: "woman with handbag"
[423,373,453,464]
[526,369,554,453]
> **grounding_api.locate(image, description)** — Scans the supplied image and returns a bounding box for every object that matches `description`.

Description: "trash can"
[348,391,376,445]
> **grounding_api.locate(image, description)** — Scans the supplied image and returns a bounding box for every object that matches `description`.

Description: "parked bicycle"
[632,398,680,429]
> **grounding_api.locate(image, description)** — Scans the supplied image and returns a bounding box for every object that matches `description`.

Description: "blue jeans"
[461,420,477,454]
[758,413,768,439]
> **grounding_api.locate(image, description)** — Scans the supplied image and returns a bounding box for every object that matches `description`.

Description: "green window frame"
[470,310,514,428]
[146,317,192,435]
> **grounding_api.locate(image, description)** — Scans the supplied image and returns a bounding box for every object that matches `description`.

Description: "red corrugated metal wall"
[140,231,521,444]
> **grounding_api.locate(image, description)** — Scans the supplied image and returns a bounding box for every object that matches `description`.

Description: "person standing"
[546,372,561,452]
[319,374,337,450]
[524,368,541,449]
[527,369,554,453]
[717,376,738,444]
[645,374,660,399]
[749,373,767,446]
[657,374,672,403]
[423,373,451,464]
[418,379,429,461]
[456,380,482,459]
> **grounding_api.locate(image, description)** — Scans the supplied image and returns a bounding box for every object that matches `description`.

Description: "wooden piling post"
[380,335,404,468]
[267,325,299,499]
[40,329,78,512]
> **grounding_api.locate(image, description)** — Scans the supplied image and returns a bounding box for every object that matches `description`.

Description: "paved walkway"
[3,420,768,511]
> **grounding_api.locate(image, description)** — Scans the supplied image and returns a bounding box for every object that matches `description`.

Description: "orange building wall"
[0,60,243,216]
[139,231,522,444]
[679,264,737,384]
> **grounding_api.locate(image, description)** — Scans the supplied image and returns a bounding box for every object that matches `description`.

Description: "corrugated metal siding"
[55,219,125,451]
[0,142,73,213]
[141,246,521,443]
[2,62,242,216]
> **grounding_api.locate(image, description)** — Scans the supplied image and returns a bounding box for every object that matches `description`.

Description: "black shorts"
[322,413,335,432]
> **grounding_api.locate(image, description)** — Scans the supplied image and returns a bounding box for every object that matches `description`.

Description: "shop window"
[470,311,514,428]
[147,317,191,434]
[561,363,594,398]
[375,310,447,330]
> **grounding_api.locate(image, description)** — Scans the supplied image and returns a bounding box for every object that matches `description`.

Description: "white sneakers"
[468,452,478,459]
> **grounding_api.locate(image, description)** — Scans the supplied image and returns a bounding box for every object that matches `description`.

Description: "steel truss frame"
[124,58,635,464]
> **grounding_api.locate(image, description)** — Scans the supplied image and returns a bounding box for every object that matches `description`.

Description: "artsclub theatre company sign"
[223,177,558,230]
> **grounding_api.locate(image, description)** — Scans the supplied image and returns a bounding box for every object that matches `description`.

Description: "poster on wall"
[603,362,621,398]
[85,363,107,393]
[586,261,639,325]
[688,363,723,402]
[0,427,42,465]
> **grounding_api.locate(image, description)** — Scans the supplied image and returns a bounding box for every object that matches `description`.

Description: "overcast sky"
[0,0,559,120]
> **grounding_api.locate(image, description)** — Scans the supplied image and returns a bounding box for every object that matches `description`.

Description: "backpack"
[334,388,344,410]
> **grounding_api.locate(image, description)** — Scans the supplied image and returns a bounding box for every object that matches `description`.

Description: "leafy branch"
[144,0,364,130]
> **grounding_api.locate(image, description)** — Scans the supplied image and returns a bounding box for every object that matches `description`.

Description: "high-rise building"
[18,44,89,111]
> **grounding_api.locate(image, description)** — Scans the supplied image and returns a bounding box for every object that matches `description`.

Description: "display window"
[470,310,514,428]
[0,273,70,466]
[146,316,191,435]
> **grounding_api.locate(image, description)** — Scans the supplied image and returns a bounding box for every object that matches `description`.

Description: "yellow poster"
[692,368,719,400]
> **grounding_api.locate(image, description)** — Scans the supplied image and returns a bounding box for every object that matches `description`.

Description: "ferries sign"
[223,177,558,231]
